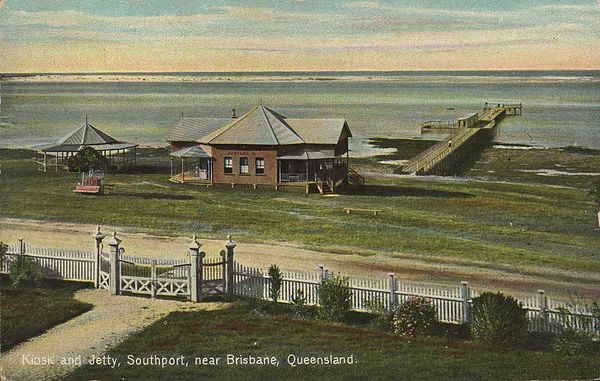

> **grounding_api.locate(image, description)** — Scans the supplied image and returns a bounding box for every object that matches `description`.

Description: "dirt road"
[1,218,599,300]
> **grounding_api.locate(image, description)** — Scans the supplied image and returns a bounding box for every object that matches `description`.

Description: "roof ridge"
[260,106,280,145]
[262,106,304,143]
[205,106,259,144]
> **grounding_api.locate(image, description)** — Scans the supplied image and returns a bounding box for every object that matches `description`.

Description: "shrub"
[471,292,529,347]
[291,289,310,318]
[318,274,352,322]
[9,255,43,288]
[365,299,395,332]
[0,241,7,269]
[64,147,109,172]
[392,296,437,337]
[268,264,282,302]
[551,304,599,356]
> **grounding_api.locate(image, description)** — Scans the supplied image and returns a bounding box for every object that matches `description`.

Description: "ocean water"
[1,71,599,155]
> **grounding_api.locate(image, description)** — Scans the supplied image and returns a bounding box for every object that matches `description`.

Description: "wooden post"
[225,234,236,295]
[188,234,202,302]
[150,260,157,299]
[108,230,122,296]
[94,226,106,288]
[538,289,546,331]
[318,264,325,282]
[388,273,397,311]
[18,238,24,254]
[461,281,471,323]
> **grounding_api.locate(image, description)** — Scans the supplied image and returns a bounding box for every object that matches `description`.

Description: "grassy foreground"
[0,276,93,351]
[62,300,600,381]
[0,156,599,273]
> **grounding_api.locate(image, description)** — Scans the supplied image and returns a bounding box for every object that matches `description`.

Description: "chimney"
[232,108,237,119]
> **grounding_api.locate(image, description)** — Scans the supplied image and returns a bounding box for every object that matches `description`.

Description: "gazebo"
[36,119,138,172]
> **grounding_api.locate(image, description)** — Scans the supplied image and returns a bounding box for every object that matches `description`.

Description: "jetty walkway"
[401,103,522,175]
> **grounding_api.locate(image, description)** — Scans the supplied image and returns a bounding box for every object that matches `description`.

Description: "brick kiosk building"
[168,106,361,193]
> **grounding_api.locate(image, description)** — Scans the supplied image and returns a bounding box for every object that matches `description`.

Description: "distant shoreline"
[1,71,599,84]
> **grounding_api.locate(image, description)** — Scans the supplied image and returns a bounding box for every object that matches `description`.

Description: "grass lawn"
[1,154,600,273]
[0,276,93,351]
[63,300,600,381]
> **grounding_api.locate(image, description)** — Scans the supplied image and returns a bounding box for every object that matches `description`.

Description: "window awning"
[278,147,336,160]
[170,146,211,158]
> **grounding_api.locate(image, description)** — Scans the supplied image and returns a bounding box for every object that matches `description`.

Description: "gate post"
[94,226,105,288]
[461,281,471,324]
[188,235,202,302]
[18,238,24,254]
[150,260,157,299]
[537,289,547,332]
[108,230,122,296]
[225,234,236,295]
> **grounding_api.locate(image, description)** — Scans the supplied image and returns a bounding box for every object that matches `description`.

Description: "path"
[1,218,599,300]
[0,289,223,381]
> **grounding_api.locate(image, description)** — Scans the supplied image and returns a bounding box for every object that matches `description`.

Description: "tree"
[64,147,109,172]
[318,274,352,322]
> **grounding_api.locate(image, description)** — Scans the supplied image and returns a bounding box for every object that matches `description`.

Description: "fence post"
[94,226,105,288]
[151,260,157,299]
[108,230,122,296]
[388,273,398,311]
[461,281,471,324]
[538,289,546,332]
[18,238,24,254]
[225,234,236,295]
[318,264,325,282]
[188,234,202,302]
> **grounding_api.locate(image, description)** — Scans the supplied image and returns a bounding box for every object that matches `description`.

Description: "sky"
[0,0,599,72]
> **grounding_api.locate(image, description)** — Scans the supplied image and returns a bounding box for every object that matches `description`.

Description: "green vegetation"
[589,179,600,206]
[0,276,93,351]
[471,292,529,347]
[268,264,282,302]
[62,300,600,381]
[64,146,109,172]
[392,297,438,337]
[318,274,352,322]
[1,156,600,273]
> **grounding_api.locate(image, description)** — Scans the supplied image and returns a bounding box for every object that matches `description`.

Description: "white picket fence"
[232,262,600,335]
[2,241,598,335]
[1,242,96,282]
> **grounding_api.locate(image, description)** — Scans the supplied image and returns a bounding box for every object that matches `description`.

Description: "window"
[224,157,233,174]
[239,157,249,175]
[255,158,265,175]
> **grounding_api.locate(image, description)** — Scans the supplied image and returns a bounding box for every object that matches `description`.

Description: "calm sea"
[1,71,599,155]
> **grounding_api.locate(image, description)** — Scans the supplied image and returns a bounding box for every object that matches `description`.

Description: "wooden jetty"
[402,103,522,175]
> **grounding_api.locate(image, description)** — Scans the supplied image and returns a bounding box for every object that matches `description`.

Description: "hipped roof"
[40,122,137,152]
[168,106,351,146]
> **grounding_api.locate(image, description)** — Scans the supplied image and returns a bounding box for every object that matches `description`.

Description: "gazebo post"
[181,157,185,183]
[305,160,309,182]
[43,152,47,172]
[170,156,174,178]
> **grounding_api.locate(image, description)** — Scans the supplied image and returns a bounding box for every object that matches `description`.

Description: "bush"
[268,264,282,303]
[471,292,529,347]
[365,299,395,332]
[64,147,109,172]
[291,289,310,319]
[392,296,437,337]
[318,274,352,322]
[0,241,7,269]
[9,255,43,288]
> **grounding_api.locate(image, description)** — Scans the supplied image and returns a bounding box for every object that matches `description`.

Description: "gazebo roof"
[39,121,137,153]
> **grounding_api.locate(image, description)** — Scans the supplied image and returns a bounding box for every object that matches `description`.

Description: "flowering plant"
[392,296,437,337]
